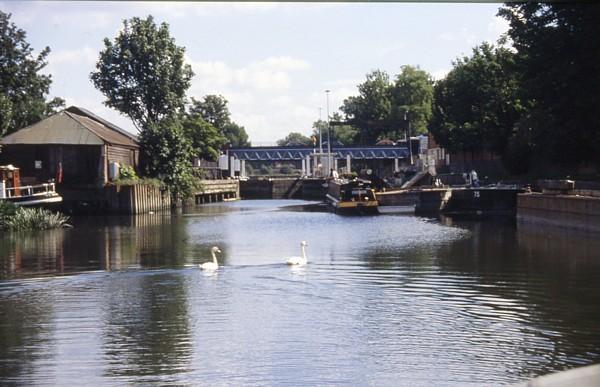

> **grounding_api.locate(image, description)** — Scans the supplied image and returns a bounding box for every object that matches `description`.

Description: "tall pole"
[405,109,413,165]
[325,89,331,172]
[318,107,323,154]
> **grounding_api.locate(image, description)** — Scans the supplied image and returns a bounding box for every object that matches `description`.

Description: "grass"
[0,202,71,231]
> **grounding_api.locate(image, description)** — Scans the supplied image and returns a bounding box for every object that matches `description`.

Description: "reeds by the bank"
[0,202,70,230]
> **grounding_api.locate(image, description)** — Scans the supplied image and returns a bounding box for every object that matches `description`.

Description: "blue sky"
[2,2,508,144]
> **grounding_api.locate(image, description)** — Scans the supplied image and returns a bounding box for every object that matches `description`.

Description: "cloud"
[48,46,98,66]
[438,28,477,46]
[488,16,509,37]
[188,56,311,95]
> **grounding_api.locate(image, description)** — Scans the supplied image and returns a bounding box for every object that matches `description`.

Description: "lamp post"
[404,109,413,165]
[318,107,323,155]
[325,89,332,172]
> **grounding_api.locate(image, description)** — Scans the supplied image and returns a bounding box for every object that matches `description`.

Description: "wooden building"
[0,106,139,188]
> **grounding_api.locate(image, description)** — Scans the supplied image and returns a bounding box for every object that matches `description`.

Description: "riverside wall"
[240,178,326,200]
[517,192,600,232]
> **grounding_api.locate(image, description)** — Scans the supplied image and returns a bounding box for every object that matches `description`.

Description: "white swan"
[286,241,308,266]
[200,246,221,271]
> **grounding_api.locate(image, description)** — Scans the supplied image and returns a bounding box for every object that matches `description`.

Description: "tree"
[222,121,250,147]
[277,132,312,147]
[90,15,193,130]
[0,11,64,136]
[312,113,359,147]
[138,116,197,202]
[341,70,392,144]
[181,114,226,161]
[189,95,250,147]
[340,67,434,144]
[498,3,600,165]
[189,95,229,130]
[429,43,522,158]
[389,65,434,137]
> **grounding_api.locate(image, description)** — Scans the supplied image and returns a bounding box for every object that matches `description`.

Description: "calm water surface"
[1,200,599,386]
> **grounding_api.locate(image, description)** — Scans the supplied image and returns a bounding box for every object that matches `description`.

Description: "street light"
[325,89,332,172]
[404,109,413,165]
[318,107,323,154]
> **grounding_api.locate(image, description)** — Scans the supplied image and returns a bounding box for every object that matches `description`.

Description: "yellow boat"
[325,178,379,215]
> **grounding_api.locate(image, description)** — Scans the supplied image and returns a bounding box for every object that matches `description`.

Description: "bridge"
[228,145,410,161]
[226,144,416,177]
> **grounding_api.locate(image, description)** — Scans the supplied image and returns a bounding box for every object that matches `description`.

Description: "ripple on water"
[1,201,600,385]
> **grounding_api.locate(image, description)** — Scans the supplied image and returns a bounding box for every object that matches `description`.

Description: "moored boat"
[0,165,62,206]
[325,178,379,214]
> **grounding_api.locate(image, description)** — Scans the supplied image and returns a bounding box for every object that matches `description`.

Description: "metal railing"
[1,182,58,199]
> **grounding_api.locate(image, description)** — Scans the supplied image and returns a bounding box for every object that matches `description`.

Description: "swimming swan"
[286,241,308,266]
[200,246,221,271]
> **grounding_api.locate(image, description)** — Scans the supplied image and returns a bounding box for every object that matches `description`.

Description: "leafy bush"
[119,165,138,180]
[1,206,70,230]
[114,177,162,187]
[0,201,18,227]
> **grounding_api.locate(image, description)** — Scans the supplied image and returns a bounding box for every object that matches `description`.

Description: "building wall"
[107,146,138,170]
[1,144,101,185]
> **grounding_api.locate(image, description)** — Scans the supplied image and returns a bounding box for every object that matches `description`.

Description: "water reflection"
[101,272,192,380]
[0,288,54,385]
[0,201,599,385]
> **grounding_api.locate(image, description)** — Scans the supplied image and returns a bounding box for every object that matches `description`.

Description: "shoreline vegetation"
[0,201,71,231]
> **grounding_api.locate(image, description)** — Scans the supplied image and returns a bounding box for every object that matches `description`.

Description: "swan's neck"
[301,245,306,260]
[211,251,218,264]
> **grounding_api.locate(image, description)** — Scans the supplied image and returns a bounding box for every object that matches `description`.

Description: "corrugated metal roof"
[66,106,138,142]
[1,108,139,148]
[66,112,138,148]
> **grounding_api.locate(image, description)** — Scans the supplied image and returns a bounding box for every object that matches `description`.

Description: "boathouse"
[0,106,139,187]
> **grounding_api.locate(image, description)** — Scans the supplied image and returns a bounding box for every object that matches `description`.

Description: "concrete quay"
[517,192,600,232]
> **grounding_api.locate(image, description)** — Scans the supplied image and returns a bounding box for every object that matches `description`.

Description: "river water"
[1,200,599,386]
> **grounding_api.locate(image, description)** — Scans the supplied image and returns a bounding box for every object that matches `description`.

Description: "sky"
[2,1,509,145]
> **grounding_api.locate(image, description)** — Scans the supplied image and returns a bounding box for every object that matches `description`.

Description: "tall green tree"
[139,116,197,202]
[189,95,229,130]
[390,65,434,137]
[181,114,226,161]
[0,11,64,136]
[499,3,600,165]
[90,15,193,131]
[340,67,433,144]
[429,43,522,158]
[222,121,250,148]
[189,95,250,147]
[341,70,392,144]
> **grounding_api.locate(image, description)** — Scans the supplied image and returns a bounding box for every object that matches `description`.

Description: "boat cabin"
[326,178,379,214]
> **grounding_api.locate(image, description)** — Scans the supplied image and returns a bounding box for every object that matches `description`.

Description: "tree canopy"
[429,43,522,155]
[341,70,392,144]
[138,116,197,201]
[498,3,600,165]
[181,113,226,161]
[277,132,313,147]
[188,95,250,147]
[340,66,433,144]
[312,113,359,147]
[90,15,193,130]
[0,11,64,136]
[390,65,433,137]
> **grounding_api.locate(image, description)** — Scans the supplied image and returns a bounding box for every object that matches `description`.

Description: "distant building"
[0,106,139,187]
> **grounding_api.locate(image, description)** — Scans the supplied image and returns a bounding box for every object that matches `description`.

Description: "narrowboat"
[325,178,379,214]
